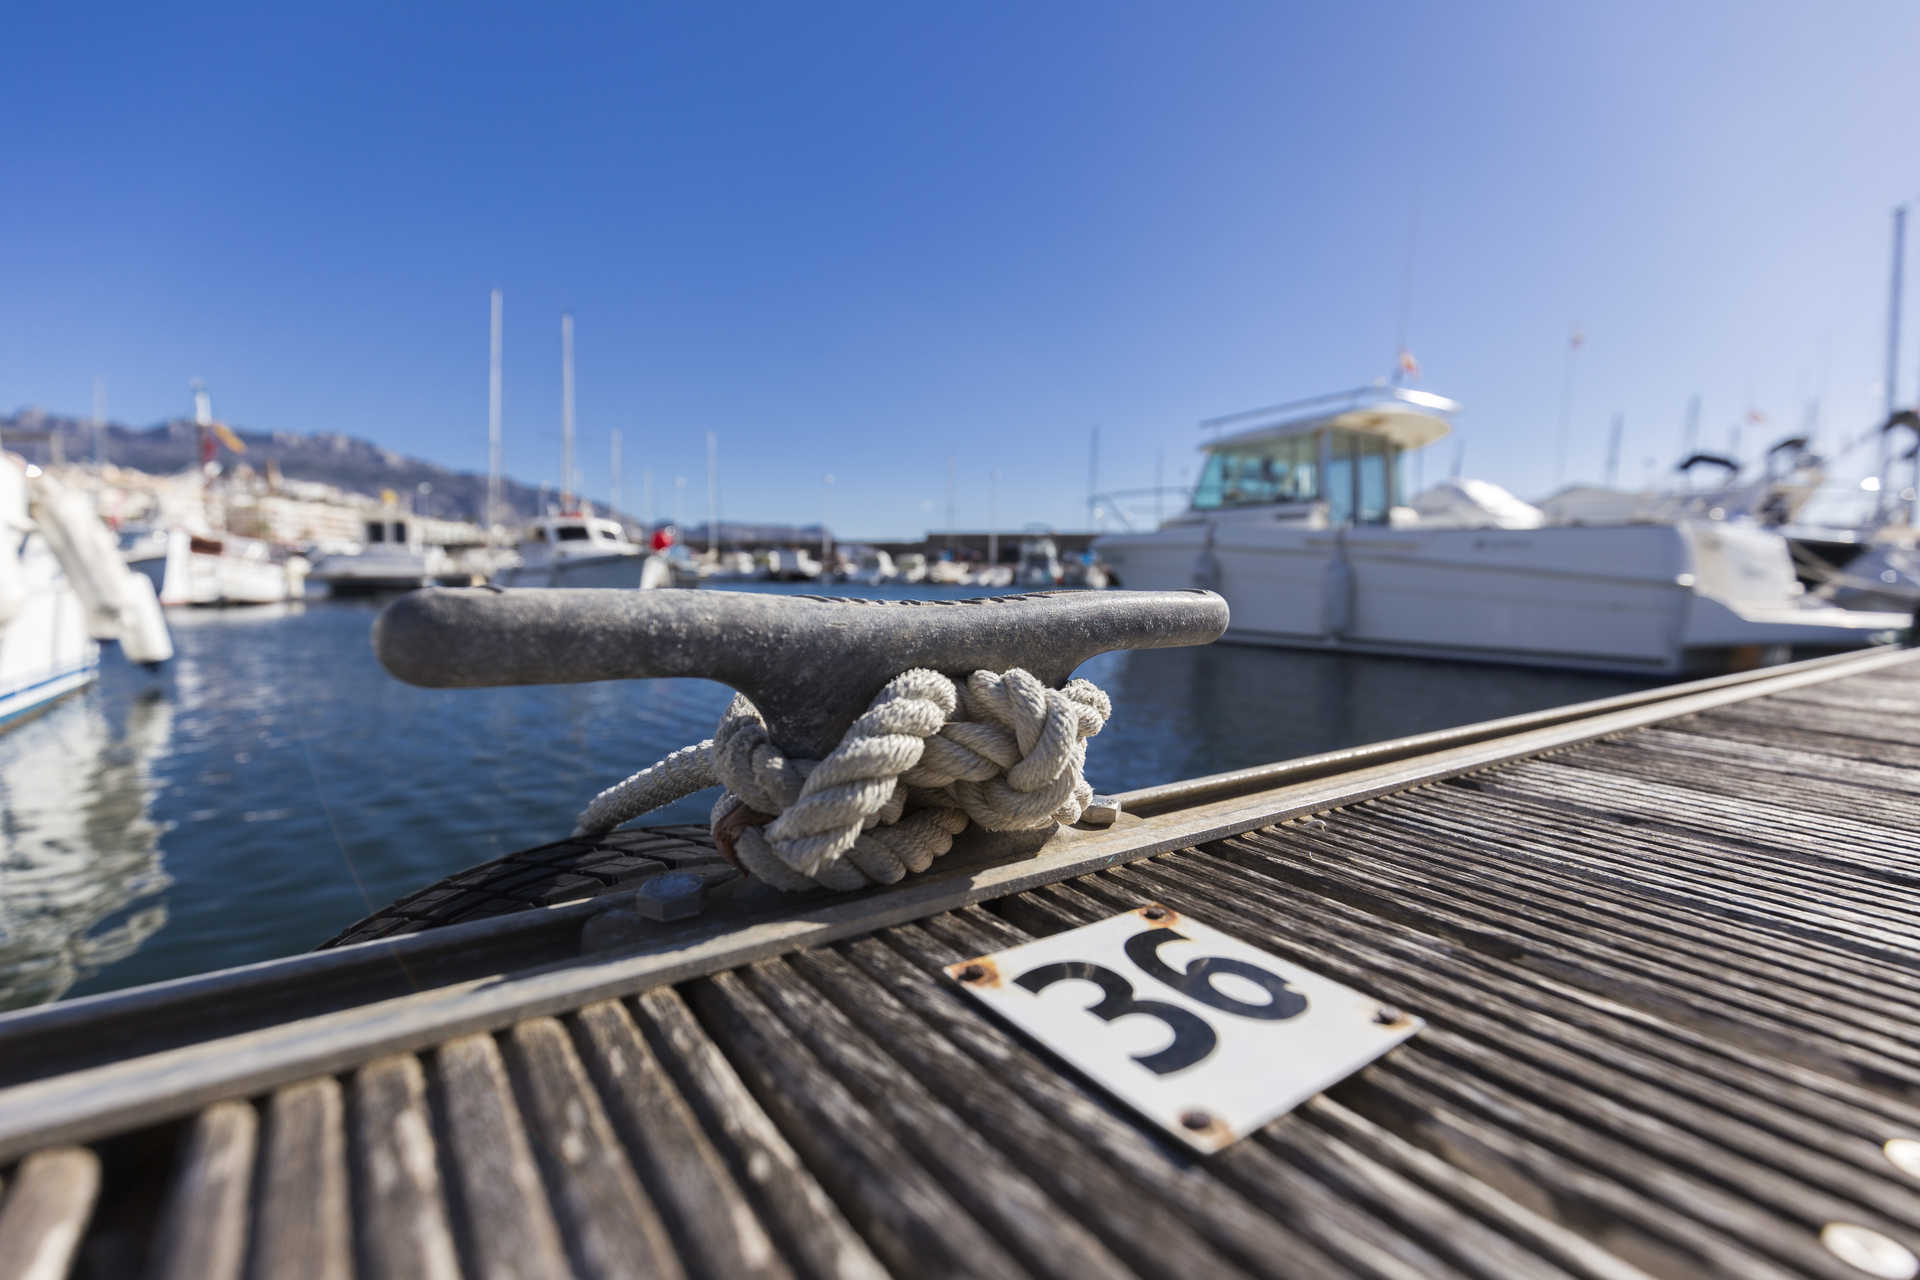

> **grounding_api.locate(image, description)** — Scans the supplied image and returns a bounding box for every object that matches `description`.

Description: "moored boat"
[492,513,671,589]
[1093,385,1908,675]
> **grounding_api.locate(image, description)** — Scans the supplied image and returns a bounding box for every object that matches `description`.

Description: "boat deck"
[5,645,1920,1278]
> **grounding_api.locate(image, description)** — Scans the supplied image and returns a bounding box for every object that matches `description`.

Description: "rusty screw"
[1374,1005,1403,1025]
[958,963,988,983]
[1142,905,1169,921]
[1180,1109,1213,1132]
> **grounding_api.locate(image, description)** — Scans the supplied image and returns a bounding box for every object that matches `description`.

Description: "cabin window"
[1191,437,1318,510]
[366,522,387,543]
[556,525,592,542]
[392,521,408,542]
[1323,430,1397,525]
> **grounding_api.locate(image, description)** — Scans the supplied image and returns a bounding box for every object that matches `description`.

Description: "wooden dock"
[5,644,1920,1278]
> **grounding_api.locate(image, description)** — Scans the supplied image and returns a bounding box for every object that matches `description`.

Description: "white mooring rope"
[573,668,1111,891]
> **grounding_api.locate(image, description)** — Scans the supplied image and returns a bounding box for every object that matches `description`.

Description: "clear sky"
[6,1,1918,536]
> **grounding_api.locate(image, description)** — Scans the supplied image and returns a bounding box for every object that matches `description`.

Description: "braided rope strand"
[572,666,1108,891]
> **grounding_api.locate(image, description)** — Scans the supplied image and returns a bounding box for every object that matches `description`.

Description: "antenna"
[988,467,999,567]
[1087,426,1100,530]
[1553,327,1583,489]
[1681,393,1700,461]
[1882,205,1907,520]
[488,290,503,533]
[1394,193,1419,382]
[946,455,957,550]
[91,377,106,464]
[561,313,575,509]
[706,431,719,555]
[611,429,622,524]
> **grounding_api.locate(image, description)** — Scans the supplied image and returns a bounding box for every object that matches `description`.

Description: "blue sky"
[5,1,1918,536]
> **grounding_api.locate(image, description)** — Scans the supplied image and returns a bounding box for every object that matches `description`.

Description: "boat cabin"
[523,515,634,550]
[1191,386,1454,525]
[363,517,416,549]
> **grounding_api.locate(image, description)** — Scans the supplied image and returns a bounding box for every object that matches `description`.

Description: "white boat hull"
[0,555,98,730]
[494,552,670,590]
[1097,516,1908,675]
[140,531,305,607]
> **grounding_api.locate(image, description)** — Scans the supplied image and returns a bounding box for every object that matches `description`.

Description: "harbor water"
[0,583,1659,1009]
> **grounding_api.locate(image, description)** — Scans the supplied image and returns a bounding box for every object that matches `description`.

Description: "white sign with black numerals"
[947,904,1422,1152]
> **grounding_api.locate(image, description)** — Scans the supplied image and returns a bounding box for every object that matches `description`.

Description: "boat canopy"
[1200,386,1455,453]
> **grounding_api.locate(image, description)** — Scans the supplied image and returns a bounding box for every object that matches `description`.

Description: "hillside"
[1,408,557,524]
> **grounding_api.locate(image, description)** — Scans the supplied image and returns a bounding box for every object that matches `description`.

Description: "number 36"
[1011,927,1306,1076]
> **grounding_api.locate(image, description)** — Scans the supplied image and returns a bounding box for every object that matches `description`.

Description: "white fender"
[29,472,130,638]
[27,472,174,664]
[639,553,672,590]
[118,570,174,666]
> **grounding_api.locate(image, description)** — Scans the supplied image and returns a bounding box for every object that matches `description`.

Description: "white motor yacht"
[762,548,823,582]
[128,528,307,607]
[307,515,465,597]
[895,552,929,584]
[847,548,897,585]
[493,513,670,590]
[1017,537,1064,587]
[1092,386,1908,675]
[2,456,173,728]
[925,556,973,586]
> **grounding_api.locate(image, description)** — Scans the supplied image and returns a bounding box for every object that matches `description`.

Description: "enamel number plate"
[947,904,1422,1152]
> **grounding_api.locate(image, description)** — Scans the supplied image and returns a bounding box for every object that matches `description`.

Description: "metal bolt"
[1142,905,1169,921]
[959,963,988,983]
[1886,1138,1920,1180]
[1180,1109,1213,1132]
[1820,1222,1919,1279]
[1374,1006,1403,1026]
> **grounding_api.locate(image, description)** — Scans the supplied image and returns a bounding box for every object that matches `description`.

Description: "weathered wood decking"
[5,645,1920,1278]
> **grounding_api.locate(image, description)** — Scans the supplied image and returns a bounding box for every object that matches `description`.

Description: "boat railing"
[1088,486,1193,532]
[1198,384,1459,434]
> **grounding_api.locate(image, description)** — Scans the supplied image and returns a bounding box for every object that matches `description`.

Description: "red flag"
[1397,348,1420,380]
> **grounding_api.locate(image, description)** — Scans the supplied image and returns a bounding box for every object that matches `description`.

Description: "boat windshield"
[1191,429,1399,523]
[1192,437,1319,510]
[555,525,592,542]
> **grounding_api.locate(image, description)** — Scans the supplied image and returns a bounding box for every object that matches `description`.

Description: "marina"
[8,5,1920,1275]
[0,621,1916,1278]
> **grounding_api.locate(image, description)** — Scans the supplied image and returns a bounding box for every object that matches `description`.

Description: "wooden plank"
[739,955,1137,1280]
[791,942,1254,1279]
[628,988,889,1280]
[856,923,1363,1278]
[349,1054,461,1280]
[0,1148,98,1280]
[686,969,1030,1280]
[149,1101,257,1280]
[500,1017,685,1280]
[251,1077,351,1280]
[431,1033,570,1280]
[1094,858,1887,1277]
[570,999,794,1280]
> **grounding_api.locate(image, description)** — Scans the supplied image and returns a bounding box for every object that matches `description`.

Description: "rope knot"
[572,666,1109,892]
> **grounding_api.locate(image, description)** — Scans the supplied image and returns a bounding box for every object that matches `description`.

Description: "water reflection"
[1,590,1661,1007]
[0,690,172,1009]
[1084,642,1652,791]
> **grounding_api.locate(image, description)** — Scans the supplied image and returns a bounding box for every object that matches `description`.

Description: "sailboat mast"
[1881,206,1906,520]
[92,377,106,464]
[488,290,503,534]
[561,313,575,510]
[706,431,719,555]
[1605,412,1623,489]
[611,429,622,524]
